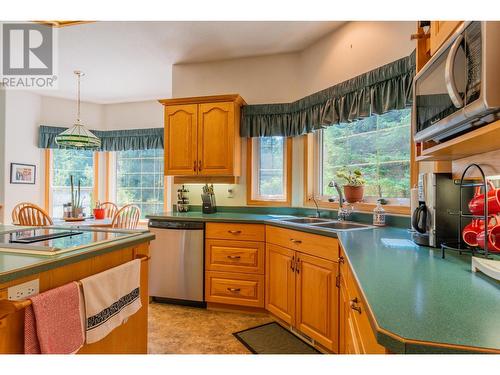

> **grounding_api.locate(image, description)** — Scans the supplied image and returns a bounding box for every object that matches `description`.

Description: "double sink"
[275,217,374,231]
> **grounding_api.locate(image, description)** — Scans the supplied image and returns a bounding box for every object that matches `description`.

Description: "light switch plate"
[7,279,39,301]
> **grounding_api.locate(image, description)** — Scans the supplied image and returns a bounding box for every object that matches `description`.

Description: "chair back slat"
[111,204,140,229]
[18,205,53,226]
[12,202,41,225]
[98,201,118,219]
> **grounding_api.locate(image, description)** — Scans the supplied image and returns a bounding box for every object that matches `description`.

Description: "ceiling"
[35,21,345,103]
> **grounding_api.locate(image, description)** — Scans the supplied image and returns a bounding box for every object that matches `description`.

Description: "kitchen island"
[0,225,154,354]
[148,211,500,354]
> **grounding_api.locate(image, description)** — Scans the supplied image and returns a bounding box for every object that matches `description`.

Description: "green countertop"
[147,212,500,353]
[0,225,155,284]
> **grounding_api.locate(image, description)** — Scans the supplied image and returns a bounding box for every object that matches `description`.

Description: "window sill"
[247,199,291,207]
[305,200,410,216]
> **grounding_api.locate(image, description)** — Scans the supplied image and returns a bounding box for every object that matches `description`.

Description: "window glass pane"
[116,149,164,218]
[257,137,285,198]
[51,149,94,218]
[321,108,411,199]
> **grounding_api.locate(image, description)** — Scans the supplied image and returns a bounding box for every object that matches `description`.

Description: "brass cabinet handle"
[350,297,361,313]
[290,238,302,244]
[193,160,197,172]
[338,256,345,264]
[228,230,242,234]
[227,287,241,293]
[227,255,241,260]
[290,256,295,272]
[198,160,202,171]
[296,258,301,274]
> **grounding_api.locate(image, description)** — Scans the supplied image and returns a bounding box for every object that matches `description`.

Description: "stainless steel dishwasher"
[148,219,205,307]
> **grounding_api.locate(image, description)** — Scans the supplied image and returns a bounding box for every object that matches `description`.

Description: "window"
[115,149,164,218]
[51,149,95,218]
[247,137,292,205]
[313,108,411,204]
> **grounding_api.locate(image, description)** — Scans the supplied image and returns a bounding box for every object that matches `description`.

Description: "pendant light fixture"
[55,70,101,149]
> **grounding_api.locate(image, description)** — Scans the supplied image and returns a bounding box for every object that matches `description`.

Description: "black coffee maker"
[411,173,466,247]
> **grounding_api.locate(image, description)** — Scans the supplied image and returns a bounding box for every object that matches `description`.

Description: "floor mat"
[233,322,321,354]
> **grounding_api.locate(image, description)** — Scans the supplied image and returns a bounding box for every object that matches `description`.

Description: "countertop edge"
[0,232,155,285]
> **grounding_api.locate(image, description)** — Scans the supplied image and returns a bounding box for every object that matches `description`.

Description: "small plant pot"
[344,185,364,203]
[72,207,83,218]
[93,208,105,220]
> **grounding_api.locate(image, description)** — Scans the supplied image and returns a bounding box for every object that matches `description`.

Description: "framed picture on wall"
[10,163,36,184]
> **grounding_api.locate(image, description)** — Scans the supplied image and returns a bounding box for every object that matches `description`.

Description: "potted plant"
[70,175,83,218]
[336,167,366,203]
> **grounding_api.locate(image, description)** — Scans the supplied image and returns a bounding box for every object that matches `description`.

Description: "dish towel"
[24,282,84,354]
[80,259,142,344]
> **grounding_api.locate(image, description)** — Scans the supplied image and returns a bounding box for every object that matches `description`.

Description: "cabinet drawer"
[206,223,265,242]
[346,264,386,354]
[205,271,264,307]
[206,239,264,274]
[266,226,339,261]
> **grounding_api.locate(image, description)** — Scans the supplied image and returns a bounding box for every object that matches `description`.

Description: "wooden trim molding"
[246,137,292,207]
[105,152,111,202]
[44,149,51,212]
[93,152,99,206]
[159,94,246,107]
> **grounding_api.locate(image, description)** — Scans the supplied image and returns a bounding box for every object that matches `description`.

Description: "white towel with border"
[80,259,142,344]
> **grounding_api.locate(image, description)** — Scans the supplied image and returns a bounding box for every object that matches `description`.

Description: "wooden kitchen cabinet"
[430,21,462,55]
[205,223,266,308]
[295,253,338,351]
[266,243,296,325]
[338,246,386,354]
[160,94,245,177]
[164,104,198,175]
[265,226,340,352]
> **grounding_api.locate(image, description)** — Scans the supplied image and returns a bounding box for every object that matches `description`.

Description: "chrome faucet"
[328,180,351,221]
[310,196,321,218]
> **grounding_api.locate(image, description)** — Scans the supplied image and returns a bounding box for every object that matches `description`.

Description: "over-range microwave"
[413,21,500,143]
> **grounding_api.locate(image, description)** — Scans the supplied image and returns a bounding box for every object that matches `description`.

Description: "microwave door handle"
[445,33,464,109]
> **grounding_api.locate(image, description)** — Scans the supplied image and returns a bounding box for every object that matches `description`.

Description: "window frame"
[303,115,415,215]
[246,137,292,206]
[44,149,99,217]
[109,149,168,219]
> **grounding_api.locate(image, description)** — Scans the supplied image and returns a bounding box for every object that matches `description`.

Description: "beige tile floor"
[148,302,273,354]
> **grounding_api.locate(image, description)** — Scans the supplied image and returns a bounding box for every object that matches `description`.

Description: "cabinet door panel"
[265,243,296,325]
[197,102,234,175]
[164,104,198,175]
[296,253,338,352]
[430,21,462,55]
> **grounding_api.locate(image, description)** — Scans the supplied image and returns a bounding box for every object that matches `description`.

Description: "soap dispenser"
[373,199,386,226]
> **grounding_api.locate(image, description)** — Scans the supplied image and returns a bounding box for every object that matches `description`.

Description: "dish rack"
[441,163,493,259]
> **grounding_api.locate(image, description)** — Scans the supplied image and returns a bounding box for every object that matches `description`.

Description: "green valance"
[38,126,164,151]
[241,50,416,137]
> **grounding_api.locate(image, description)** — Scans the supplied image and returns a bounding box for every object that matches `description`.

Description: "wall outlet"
[8,279,39,301]
[227,187,235,198]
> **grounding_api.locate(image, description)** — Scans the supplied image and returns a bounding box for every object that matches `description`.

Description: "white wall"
[300,21,415,96]
[39,96,105,129]
[103,101,163,130]
[0,89,6,222]
[2,91,44,222]
[172,52,301,104]
[170,21,415,208]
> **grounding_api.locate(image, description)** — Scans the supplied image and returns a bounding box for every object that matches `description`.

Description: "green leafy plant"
[336,167,366,186]
[70,175,82,209]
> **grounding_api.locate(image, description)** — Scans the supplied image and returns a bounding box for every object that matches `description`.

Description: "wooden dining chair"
[111,204,141,229]
[98,201,118,219]
[11,202,40,225]
[18,205,53,226]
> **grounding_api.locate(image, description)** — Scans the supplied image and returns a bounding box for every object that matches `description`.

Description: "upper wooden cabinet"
[159,94,246,177]
[430,21,462,55]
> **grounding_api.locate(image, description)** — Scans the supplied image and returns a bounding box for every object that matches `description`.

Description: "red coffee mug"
[476,215,500,253]
[468,181,500,216]
[93,208,105,220]
[462,219,485,247]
